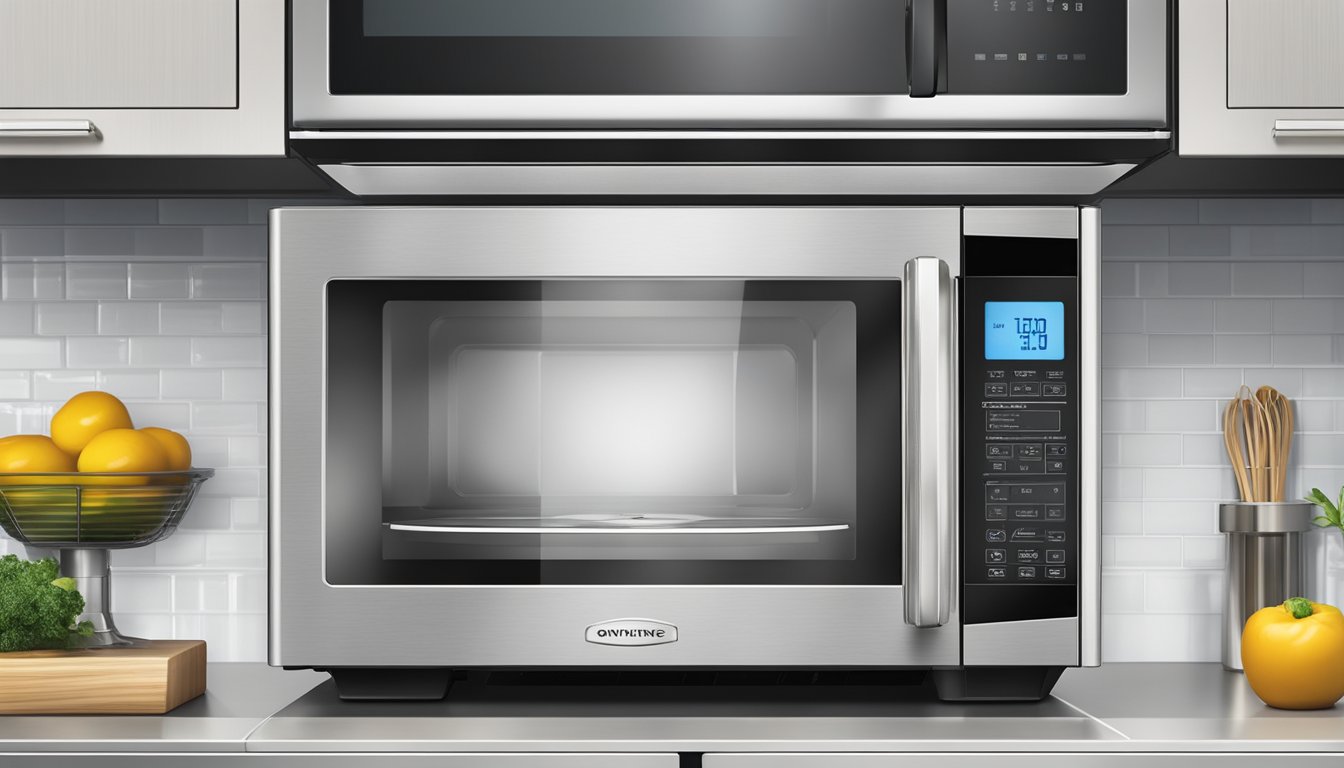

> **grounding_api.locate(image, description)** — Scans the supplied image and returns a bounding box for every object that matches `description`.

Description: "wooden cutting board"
[0,639,205,714]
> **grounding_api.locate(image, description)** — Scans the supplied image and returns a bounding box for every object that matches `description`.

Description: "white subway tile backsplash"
[159,200,250,226]
[190,263,265,299]
[161,369,223,400]
[1242,368,1305,398]
[65,199,158,225]
[1145,571,1223,614]
[1214,334,1272,365]
[1169,226,1231,259]
[65,263,128,299]
[1146,400,1219,432]
[1102,335,1148,367]
[1110,536,1183,568]
[1233,225,1344,259]
[1101,614,1219,662]
[228,436,264,467]
[153,533,206,567]
[1,228,64,259]
[1118,434,1182,467]
[1102,199,1200,225]
[1137,262,1168,297]
[64,228,135,258]
[174,574,230,612]
[1102,299,1144,333]
[2,262,64,300]
[204,532,265,566]
[1272,299,1338,333]
[231,498,266,531]
[0,337,62,368]
[125,401,191,432]
[187,436,230,469]
[1101,262,1138,297]
[0,199,64,225]
[1183,537,1226,569]
[1304,368,1344,397]
[1272,335,1334,365]
[129,336,191,367]
[181,496,232,531]
[1182,368,1242,398]
[1143,467,1237,500]
[192,336,265,367]
[202,227,269,261]
[220,302,265,334]
[1142,501,1216,535]
[1304,261,1344,297]
[1102,501,1143,535]
[1182,434,1229,466]
[128,263,190,299]
[1102,368,1183,399]
[198,467,262,498]
[1200,199,1311,225]
[0,371,30,399]
[133,227,204,259]
[97,369,160,399]
[1169,263,1231,296]
[35,302,96,335]
[0,302,34,335]
[1145,300,1213,333]
[32,370,95,401]
[1233,262,1305,296]
[1102,400,1147,432]
[191,402,260,434]
[1148,335,1213,366]
[1102,572,1146,613]
[160,302,223,334]
[1101,226,1168,260]
[98,303,159,335]
[1214,299,1272,333]
[110,573,172,613]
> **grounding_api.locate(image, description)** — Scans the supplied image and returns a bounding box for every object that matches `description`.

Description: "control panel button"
[1010,483,1065,502]
[988,485,1011,502]
[1012,505,1041,520]
[1010,382,1041,397]
[1016,548,1041,563]
[1045,370,1066,380]
[1045,504,1066,521]
[1017,566,1037,579]
[1046,530,1066,543]
[986,505,1008,521]
[986,548,1007,564]
[1042,383,1067,397]
[985,383,1008,398]
[988,370,1006,379]
[1013,460,1043,474]
[1016,444,1044,459]
[986,529,1007,543]
[986,444,1013,458]
[987,567,1008,579]
[1046,459,1066,474]
[989,460,1009,472]
[1046,566,1066,580]
[1046,549,1066,564]
[1046,444,1068,457]
[1010,528,1042,542]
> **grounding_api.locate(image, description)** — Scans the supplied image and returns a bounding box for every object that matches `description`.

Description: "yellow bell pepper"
[1242,597,1344,710]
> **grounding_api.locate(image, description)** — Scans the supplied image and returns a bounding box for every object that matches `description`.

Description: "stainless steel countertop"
[0,663,1340,754]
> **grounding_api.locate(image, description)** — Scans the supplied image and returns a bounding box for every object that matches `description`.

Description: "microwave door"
[901,256,957,628]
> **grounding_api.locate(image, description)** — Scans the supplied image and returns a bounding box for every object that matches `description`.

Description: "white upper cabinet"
[0,0,283,156]
[1182,0,1344,156]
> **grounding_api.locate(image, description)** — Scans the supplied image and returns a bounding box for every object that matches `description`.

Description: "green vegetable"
[1306,486,1344,546]
[1284,596,1316,619]
[0,555,94,652]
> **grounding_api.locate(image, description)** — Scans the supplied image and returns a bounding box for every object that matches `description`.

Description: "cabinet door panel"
[0,0,236,109]
[1228,0,1344,108]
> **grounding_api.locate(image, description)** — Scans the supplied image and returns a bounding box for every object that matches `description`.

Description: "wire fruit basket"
[0,469,214,647]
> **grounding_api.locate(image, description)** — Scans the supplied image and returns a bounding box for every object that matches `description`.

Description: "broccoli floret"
[0,555,94,652]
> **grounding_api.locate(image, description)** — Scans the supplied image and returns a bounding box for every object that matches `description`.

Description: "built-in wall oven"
[270,206,1100,701]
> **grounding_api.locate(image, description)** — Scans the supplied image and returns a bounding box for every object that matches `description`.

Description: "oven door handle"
[902,256,956,628]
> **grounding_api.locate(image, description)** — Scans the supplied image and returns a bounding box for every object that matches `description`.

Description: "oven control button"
[1042,383,1068,397]
[1010,382,1041,397]
[986,529,1007,543]
[1010,528,1042,542]
[1046,459,1066,474]
[1046,530,1066,543]
[986,505,1008,521]
[1013,460,1042,474]
[985,383,1008,398]
[1010,483,1064,502]
[1016,548,1041,563]
[1045,504,1066,521]
[988,485,1011,502]
[1046,549,1066,564]
[986,444,1013,458]
[1046,444,1068,457]
[987,567,1008,579]
[1017,566,1038,579]
[989,460,1009,472]
[986,548,1007,564]
[1046,567,1066,580]
[1016,443,1044,459]
[1012,505,1041,520]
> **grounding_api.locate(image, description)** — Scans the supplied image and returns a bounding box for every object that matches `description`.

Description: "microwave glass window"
[984,301,1065,361]
[324,280,903,586]
[329,0,906,95]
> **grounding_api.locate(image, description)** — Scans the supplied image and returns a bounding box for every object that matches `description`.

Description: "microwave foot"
[930,666,1064,702]
[330,668,455,701]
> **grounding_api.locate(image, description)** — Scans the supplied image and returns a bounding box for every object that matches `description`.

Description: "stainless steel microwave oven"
[269,206,1100,702]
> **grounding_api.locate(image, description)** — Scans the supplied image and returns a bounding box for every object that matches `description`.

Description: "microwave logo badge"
[585,619,678,647]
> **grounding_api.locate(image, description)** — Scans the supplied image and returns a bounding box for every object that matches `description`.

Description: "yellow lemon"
[0,435,76,484]
[77,429,168,486]
[139,428,192,471]
[50,391,133,457]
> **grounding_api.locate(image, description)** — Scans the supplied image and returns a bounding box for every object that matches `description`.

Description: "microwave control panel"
[961,241,1080,624]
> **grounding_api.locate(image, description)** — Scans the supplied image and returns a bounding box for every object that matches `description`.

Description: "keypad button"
[1046,530,1066,543]
[986,505,1008,521]
[989,460,1008,472]
[1016,443,1044,459]
[988,485,1011,502]
[1046,460,1066,474]
[1010,483,1064,502]
[1045,505,1066,521]
[986,548,1007,564]
[985,383,1008,398]
[1010,382,1041,397]
[1010,528,1042,542]
[1017,566,1037,579]
[1046,567,1066,580]
[987,567,1008,579]
[1046,549,1066,564]
[1013,460,1042,474]
[1012,505,1042,520]
[1046,444,1068,457]
[1042,383,1067,397]
[986,444,1013,458]
[1016,548,1041,563]
[986,529,1007,543]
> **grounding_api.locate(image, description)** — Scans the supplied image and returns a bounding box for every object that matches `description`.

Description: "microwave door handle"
[902,256,956,628]
[907,0,944,97]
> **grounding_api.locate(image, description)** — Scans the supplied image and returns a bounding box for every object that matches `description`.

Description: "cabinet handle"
[901,256,957,629]
[1272,120,1344,138]
[0,120,100,139]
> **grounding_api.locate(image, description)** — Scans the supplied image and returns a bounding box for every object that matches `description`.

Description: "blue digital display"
[985,301,1064,360]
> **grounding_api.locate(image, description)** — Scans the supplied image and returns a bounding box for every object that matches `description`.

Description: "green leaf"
[49,577,76,592]
[1285,597,1315,619]
[1314,516,1333,527]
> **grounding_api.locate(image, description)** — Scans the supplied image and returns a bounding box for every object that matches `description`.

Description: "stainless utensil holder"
[1219,501,1314,671]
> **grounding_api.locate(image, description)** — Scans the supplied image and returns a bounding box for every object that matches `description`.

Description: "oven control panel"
[963,277,1079,589]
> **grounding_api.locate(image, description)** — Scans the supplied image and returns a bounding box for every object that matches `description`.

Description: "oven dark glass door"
[324,280,902,586]
[328,0,907,95]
